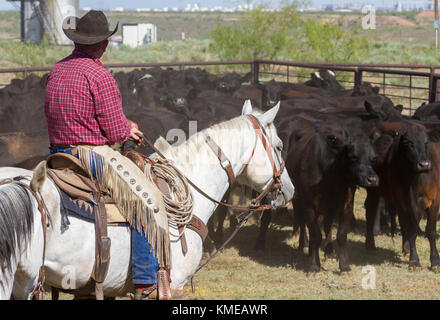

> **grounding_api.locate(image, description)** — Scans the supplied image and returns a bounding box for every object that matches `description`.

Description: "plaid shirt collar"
[70,48,104,66]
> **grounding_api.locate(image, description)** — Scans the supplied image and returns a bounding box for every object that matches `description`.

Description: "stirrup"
[127,284,157,300]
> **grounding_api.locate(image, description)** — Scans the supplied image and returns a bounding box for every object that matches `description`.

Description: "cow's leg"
[387,203,398,237]
[406,215,421,270]
[254,209,272,252]
[426,203,440,270]
[365,189,380,251]
[323,218,335,260]
[293,201,309,254]
[212,190,232,245]
[213,205,228,246]
[397,209,410,256]
[337,204,353,273]
[373,197,386,235]
[306,209,322,273]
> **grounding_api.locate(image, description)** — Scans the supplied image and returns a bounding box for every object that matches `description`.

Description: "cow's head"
[216,72,246,93]
[397,125,440,173]
[344,132,379,187]
[262,80,283,110]
[318,123,379,187]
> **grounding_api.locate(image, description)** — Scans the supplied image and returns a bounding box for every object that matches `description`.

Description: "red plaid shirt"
[45,48,130,146]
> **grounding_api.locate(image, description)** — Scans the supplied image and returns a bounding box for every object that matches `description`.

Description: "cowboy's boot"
[157,268,172,300]
[129,284,157,300]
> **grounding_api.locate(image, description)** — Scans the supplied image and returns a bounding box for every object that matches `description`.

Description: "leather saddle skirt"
[46,152,127,225]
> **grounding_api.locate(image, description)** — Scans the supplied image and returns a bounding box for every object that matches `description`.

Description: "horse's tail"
[0,182,35,285]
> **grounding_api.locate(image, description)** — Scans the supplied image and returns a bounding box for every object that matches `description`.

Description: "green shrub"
[209,1,371,63]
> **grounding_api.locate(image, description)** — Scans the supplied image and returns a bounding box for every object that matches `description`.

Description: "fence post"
[251,61,259,85]
[354,68,362,88]
[429,67,438,103]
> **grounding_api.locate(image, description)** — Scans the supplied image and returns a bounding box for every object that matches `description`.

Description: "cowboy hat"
[63,10,118,45]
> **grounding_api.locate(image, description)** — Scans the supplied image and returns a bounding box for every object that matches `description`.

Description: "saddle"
[46,153,125,223]
[46,150,208,300]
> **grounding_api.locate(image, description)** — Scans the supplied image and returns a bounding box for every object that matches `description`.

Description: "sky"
[0,0,406,11]
[1,1,254,11]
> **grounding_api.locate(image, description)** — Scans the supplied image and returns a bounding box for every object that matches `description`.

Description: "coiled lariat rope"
[147,157,194,238]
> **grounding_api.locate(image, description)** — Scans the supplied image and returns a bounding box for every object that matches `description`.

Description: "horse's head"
[237,100,294,207]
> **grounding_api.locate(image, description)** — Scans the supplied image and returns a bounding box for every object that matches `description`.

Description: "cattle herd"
[2,66,440,274]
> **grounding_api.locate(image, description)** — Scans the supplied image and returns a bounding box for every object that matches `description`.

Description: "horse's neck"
[165,117,254,224]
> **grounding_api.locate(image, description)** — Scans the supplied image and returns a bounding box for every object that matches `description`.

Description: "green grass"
[184,188,440,300]
[43,188,440,300]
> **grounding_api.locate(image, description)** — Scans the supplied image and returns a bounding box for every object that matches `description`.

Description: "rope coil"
[147,157,194,238]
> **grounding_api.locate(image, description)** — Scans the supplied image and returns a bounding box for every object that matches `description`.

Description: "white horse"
[0,101,294,299]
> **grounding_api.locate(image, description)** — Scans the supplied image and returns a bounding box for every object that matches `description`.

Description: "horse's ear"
[241,99,253,115]
[30,161,47,193]
[154,136,172,153]
[259,101,280,125]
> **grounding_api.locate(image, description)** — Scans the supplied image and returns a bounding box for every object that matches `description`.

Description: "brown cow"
[366,119,440,270]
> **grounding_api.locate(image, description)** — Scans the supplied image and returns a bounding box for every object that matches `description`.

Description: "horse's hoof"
[340,270,352,276]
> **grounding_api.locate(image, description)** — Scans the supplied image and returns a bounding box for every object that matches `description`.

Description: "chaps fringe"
[77,146,170,269]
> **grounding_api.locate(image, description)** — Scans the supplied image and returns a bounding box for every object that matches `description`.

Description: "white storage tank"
[41,0,79,45]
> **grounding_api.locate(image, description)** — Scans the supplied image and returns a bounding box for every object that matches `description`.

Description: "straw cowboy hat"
[63,10,118,45]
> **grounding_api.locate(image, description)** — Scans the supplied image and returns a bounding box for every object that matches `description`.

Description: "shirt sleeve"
[94,72,131,144]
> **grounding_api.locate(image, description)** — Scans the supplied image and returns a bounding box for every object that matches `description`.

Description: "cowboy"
[44,10,160,300]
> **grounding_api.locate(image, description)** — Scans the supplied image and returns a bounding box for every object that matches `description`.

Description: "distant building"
[112,7,124,12]
[122,23,157,48]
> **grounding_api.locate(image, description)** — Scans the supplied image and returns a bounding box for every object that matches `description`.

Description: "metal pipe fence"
[1,59,440,115]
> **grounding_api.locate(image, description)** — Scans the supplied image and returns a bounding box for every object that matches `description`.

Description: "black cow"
[412,102,440,121]
[285,114,379,273]
[303,69,344,92]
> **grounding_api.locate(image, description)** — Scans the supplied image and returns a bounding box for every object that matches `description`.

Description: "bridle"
[205,114,285,206]
[240,114,285,204]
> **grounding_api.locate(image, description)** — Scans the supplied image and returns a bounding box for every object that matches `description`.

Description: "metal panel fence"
[1,59,440,115]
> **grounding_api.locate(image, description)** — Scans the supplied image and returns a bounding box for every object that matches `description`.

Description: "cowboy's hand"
[128,120,143,146]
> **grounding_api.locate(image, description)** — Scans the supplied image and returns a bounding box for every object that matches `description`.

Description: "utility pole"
[20,0,25,42]
[436,0,439,48]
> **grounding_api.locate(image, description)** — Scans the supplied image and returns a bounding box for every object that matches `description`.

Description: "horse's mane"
[166,110,270,161]
[0,183,35,282]
[167,115,252,161]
